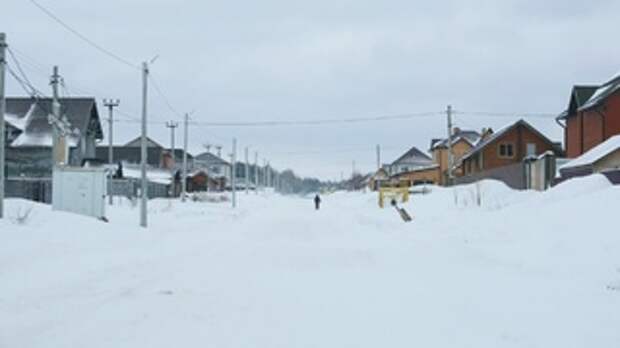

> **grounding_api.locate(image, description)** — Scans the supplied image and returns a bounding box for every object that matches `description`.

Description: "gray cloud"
[4,0,620,178]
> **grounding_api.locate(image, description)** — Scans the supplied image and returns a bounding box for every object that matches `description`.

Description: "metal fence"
[4,177,172,204]
[108,179,172,199]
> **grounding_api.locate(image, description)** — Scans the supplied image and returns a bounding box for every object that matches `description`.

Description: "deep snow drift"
[1,176,619,347]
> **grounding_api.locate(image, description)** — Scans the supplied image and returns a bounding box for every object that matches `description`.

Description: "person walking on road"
[314,194,321,210]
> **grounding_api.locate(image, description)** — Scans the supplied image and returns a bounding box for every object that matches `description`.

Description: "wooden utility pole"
[103,99,119,205]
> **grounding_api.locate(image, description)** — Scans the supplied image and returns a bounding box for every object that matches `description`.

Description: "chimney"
[452,127,461,135]
[480,127,493,140]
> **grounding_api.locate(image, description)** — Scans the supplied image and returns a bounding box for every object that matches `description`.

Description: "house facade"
[94,136,193,170]
[558,134,620,181]
[461,120,559,175]
[430,128,481,184]
[193,152,232,183]
[387,146,440,185]
[4,97,103,177]
[558,72,620,158]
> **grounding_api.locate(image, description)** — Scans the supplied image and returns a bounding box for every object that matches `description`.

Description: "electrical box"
[52,166,107,219]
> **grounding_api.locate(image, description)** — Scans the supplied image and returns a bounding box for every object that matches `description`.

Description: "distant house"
[193,152,232,182]
[94,136,193,170]
[430,127,482,184]
[558,134,620,183]
[4,97,103,177]
[461,119,561,176]
[388,146,440,185]
[368,168,389,191]
[557,71,620,158]
[388,147,435,174]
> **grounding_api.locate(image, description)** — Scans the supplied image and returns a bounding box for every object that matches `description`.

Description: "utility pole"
[165,121,179,167]
[245,147,249,194]
[50,66,68,166]
[140,62,148,228]
[103,99,119,205]
[446,104,454,186]
[376,144,381,170]
[352,160,356,178]
[0,33,6,219]
[254,151,259,194]
[231,138,237,208]
[182,113,188,202]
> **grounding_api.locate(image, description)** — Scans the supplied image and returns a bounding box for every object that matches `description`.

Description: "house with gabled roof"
[461,119,561,176]
[429,127,482,185]
[557,71,620,158]
[94,136,193,170]
[4,97,103,177]
[388,146,440,186]
[193,151,232,181]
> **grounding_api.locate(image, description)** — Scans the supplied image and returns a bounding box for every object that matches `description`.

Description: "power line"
[148,73,183,118]
[188,112,443,127]
[454,110,557,118]
[28,0,139,69]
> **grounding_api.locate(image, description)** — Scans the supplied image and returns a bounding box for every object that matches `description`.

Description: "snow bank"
[1,179,619,347]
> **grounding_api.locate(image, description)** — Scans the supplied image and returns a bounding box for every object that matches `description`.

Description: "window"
[526,143,537,156]
[498,143,514,158]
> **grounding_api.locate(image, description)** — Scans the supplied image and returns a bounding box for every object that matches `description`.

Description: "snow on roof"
[10,132,79,147]
[5,103,37,131]
[560,135,620,170]
[122,166,173,185]
[430,130,481,150]
[579,71,620,111]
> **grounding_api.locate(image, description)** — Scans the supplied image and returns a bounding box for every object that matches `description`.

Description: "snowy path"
[2,179,620,347]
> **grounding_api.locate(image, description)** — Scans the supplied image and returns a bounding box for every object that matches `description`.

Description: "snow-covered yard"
[1,176,619,347]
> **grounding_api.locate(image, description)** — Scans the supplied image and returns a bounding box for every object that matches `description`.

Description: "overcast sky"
[4,0,620,179]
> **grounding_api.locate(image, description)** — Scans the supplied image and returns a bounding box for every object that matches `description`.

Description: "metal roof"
[5,97,103,147]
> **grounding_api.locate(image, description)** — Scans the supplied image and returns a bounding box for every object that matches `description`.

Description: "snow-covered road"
[2,177,620,347]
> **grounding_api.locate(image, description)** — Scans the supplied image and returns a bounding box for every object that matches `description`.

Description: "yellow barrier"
[378,187,410,208]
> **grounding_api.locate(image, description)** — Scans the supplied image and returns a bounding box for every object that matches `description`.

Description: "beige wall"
[593,150,620,172]
[432,139,473,185]
[393,167,441,186]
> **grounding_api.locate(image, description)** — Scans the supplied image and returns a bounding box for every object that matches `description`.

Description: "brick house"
[460,119,560,175]
[557,72,620,158]
[429,128,481,184]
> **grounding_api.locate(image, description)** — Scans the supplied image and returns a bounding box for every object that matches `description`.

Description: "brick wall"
[582,109,604,152]
[603,91,620,140]
[565,113,582,158]
[480,125,555,171]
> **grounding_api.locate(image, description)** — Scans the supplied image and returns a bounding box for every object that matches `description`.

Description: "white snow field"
[2,176,620,347]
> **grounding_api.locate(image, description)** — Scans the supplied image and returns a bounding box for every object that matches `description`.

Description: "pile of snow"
[1,176,619,347]
[560,134,620,170]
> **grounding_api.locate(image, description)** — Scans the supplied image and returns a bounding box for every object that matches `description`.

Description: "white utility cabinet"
[52,166,107,219]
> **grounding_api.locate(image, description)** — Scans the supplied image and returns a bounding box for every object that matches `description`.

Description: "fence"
[4,177,172,205]
[455,162,526,189]
[108,179,172,199]
[5,177,53,203]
